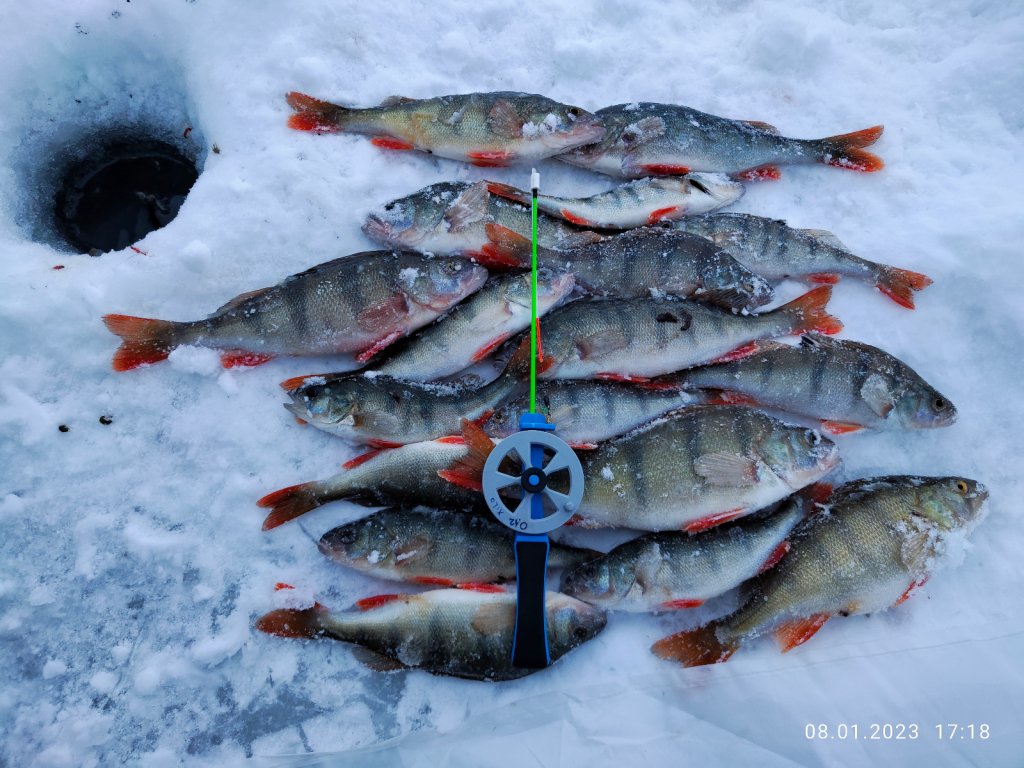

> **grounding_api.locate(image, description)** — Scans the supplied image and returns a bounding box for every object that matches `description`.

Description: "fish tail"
[258,481,323,530]
[437,418,495,491]
[778,286,843,336]
[874,266,933,310]
[815,125,884,172]
[485,181,530,206]
[102,314,181,371]
[286,92,347,132]
[651,622,736,667]
[255,607,325,638]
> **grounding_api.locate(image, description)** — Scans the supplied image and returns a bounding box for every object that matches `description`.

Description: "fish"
[672,333,957,435]
[485,379,694,448]
[674,213,932,309]
[362,180,605,263]
[102,252,488,371]
[257,431,494,530]
[318,507,598,586]
[558,102,883,179]
[279,339,533,447]
[530,285,841,381]
[561,488,822,611]
[651,476,988,667]
[484,173,744,229]
[371,270,575,381]
[519,227,774,312]
[286,91,605,166]
[256,585,607,681]
[444,408,839,532]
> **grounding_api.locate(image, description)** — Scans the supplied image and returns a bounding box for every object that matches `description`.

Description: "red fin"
[804,482,834,505]
[280,373,324,392]
[468,150,515,167]
[595,372,649,383]
[707,390,759,406]
[102,314,177,371]
[646,206,682,224]
[775,614,830,652]
[367,439,404,449]
[370,137,415,150]
[471,335,511,363]
[568,442,598,450]
[258,482,321,530]
[294,416,308,426]
[893,577,928,607]
[485,181,527,203]
[342,448,386,470]
[819,125,885,172]
[710,342,760,365]
[356,292,410,331]
[758,541,791,574]
[685,508,746,533]
[735,165,781,181]
[472,409,495,427]
[875,267,932,310]
[509,335,554,378]
[274,582,294,591]
[457,582,505,593]
[435,435,467,445]
[637,164,690,175]
[436,418,494,492]
[356,594,404,611]
[412,576,454,586]
[808,273,840,284]
[256,607,324,638]
[220,350,274,368]
[285,92,342,133]
[821,420,864,435]
[651,624,736,667]
[356,331,404,363]
[635,378,682,392]
[740,120,779,133]
[480,223,531,268]
[560,209,596,227]
[659,599,705,610]
[779,285,842,335]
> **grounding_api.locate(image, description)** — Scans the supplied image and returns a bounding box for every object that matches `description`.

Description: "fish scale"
[675,213,933,309]
[256,588,607,681]
[562,494,809,612]
[651,476,988,666]
[573,406,839,531]
[673,334,956,432]
[287,91,605,166]
[533,285,840,381]
[103,251,488,370]
[318,507,597,586]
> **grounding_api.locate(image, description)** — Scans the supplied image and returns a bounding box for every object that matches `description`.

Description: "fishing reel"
[482,413,585,668]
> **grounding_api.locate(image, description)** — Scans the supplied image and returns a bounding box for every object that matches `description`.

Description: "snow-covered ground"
[2,1,1023,766]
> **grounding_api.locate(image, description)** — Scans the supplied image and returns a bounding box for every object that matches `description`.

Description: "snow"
[1,1,1023,766]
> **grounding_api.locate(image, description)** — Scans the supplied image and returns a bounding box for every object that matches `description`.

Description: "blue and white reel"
[482,412,585,668]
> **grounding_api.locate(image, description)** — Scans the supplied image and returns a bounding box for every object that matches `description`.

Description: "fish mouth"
[689,173,745,204]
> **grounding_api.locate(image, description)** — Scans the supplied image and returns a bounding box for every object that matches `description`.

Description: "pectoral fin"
[859,373,896,418]
[444,181,489,232]
[693,452,761,486]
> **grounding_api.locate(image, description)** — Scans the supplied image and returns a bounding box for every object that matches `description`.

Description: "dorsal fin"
[379,95,415,108]
[213,287,271,315]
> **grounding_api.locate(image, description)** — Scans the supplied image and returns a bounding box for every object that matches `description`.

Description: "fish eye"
[954,480,969,494]
[742,283,755,293]
[934,397,947,410]
[805,429,821,446]
[384,202,396,211]
[572,625,588,640]
[621,129,638,145]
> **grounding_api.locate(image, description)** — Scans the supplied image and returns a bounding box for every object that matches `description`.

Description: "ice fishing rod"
[481,169,585,668]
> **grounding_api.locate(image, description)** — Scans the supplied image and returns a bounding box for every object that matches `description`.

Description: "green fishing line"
[529,174,539,413]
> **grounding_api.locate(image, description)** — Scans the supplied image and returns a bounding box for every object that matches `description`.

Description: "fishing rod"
[481,169,585,668]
